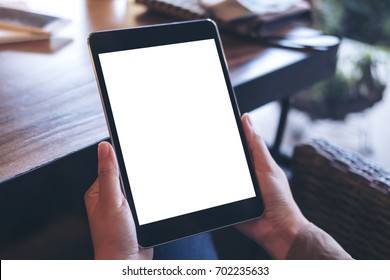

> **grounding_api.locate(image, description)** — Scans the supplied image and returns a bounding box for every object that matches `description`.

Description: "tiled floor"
[249,39,390,169]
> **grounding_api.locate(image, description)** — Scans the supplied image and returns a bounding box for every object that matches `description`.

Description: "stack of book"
[0,5,69,44]
[135,0,312,38]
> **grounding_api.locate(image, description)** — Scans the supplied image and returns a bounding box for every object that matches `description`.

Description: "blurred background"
[251,0,390,168]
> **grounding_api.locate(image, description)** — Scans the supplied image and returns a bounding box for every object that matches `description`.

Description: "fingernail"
[243,114,253,132]
[246,114,253,128]
[98,142,109,159]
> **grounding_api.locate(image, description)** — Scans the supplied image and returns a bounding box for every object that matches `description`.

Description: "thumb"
[97,141,124,207]
[241,114,278,175]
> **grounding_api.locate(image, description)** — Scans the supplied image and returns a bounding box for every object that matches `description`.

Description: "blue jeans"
[153,232,218,260]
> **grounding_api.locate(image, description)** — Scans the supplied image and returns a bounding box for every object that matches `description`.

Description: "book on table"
[135,0,312,38]
[0,5,69,44]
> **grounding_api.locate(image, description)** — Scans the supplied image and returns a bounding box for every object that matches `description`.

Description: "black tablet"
[88,19,264,248]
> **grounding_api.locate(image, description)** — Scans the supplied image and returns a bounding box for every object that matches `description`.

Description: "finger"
[241,114,278,174]
[84,178,100,215]
[97,141,124,207]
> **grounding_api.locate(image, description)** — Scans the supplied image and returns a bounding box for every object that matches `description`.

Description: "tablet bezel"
[88,19,264,248]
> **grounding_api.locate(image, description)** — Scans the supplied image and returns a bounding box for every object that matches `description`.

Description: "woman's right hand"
[237,114,309,259]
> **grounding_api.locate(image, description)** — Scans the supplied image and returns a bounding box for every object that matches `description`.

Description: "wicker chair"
[291,139,390,260]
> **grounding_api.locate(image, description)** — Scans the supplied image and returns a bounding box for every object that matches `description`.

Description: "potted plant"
[292,54,386,120]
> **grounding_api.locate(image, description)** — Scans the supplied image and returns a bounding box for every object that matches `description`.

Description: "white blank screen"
[99,39,256,225]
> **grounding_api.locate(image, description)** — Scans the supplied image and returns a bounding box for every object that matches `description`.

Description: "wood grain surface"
[0,0,128,182]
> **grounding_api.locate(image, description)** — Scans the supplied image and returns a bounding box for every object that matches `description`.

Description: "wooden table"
[0,0,338,259]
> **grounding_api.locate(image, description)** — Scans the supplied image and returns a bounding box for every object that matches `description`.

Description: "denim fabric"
[153,232,218,260]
